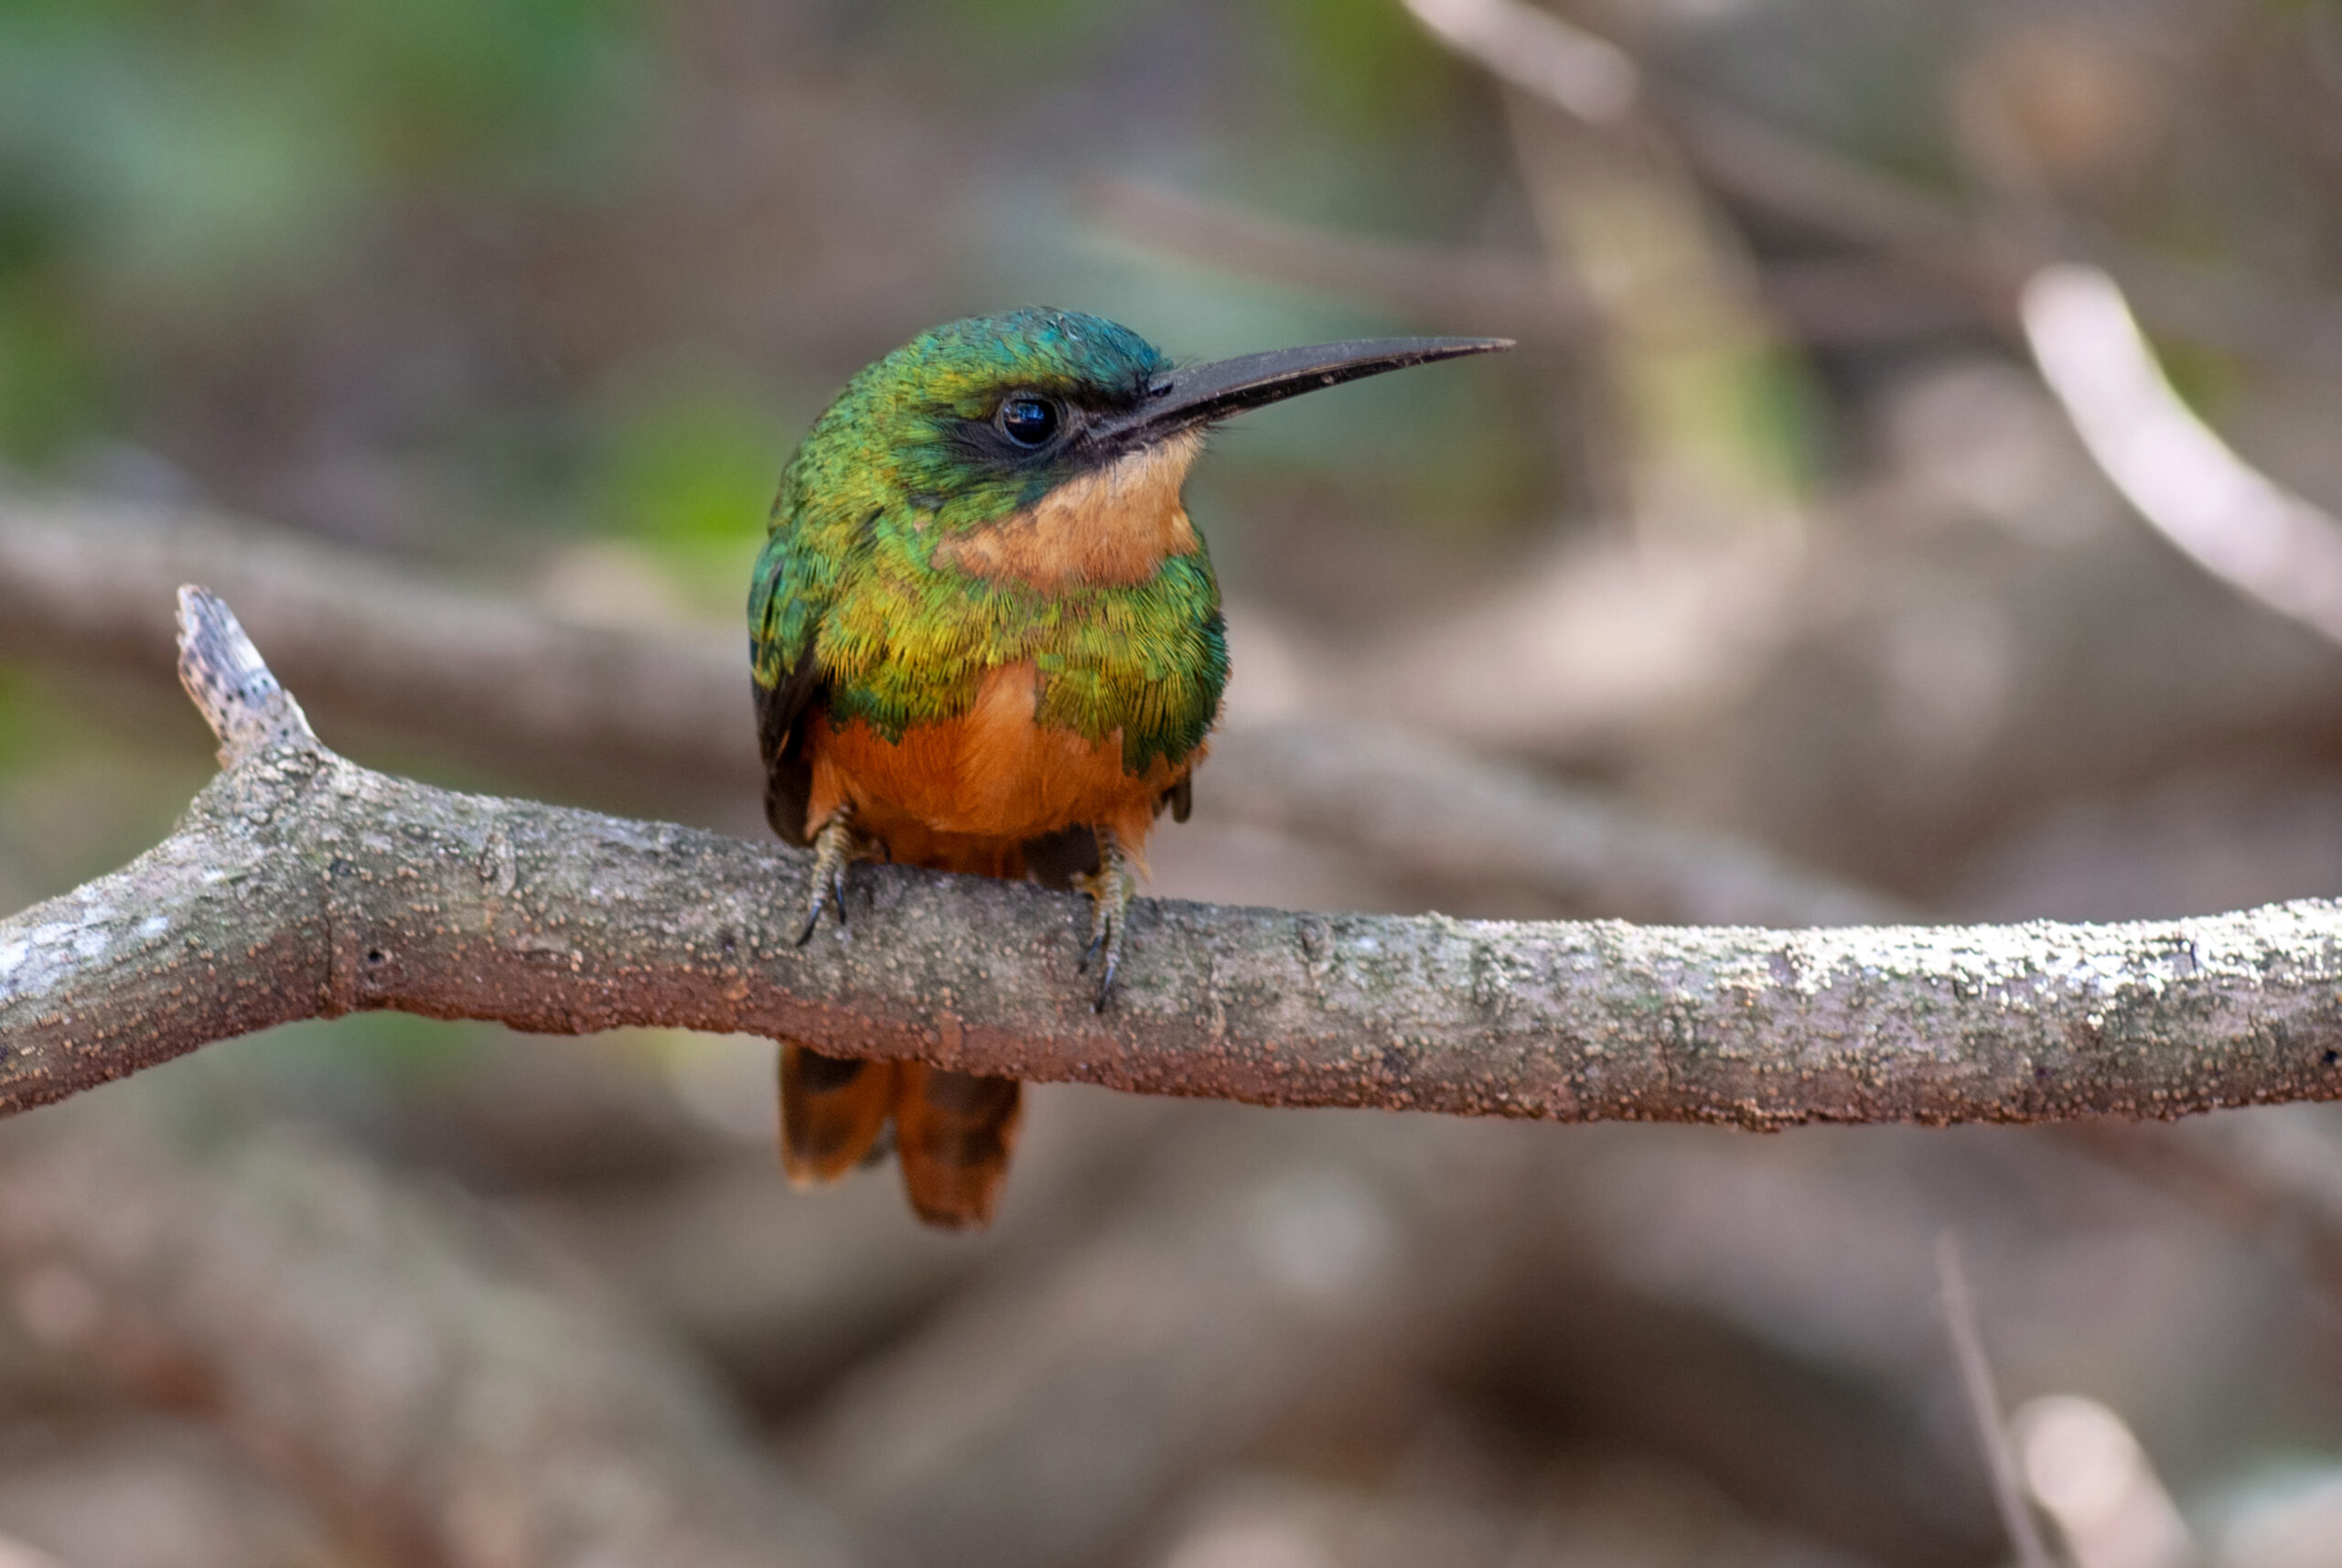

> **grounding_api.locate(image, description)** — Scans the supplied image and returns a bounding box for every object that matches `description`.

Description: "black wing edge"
[1021,775,1192,890]
[757,657,827,847]
[1022,825,1099,891]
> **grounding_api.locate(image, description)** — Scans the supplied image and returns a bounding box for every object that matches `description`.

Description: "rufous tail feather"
[779,1042,897,1184]
[894,1064,1022,1230]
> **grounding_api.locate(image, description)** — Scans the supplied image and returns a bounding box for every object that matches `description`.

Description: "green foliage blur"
[0,0,645,449]
[0,3,1523,488]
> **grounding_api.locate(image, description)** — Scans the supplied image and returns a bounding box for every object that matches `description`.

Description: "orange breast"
[931,432,1201,590]
[805,661,1192,874]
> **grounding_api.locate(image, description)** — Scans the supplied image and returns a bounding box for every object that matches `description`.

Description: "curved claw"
[1092,943,1120,1012]
[1077,925,1120,1009]
[794,811,859,947]
[1072,832,1134,1011]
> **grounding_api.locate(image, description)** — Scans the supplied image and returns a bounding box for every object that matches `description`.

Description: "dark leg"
[1072,827,1135,1010]
[794,807,860,945]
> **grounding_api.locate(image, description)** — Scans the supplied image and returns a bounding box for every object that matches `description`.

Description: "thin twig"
[2022,263,2342,650]
[1938,1232,2060,1568]
[1405,0,1638,124]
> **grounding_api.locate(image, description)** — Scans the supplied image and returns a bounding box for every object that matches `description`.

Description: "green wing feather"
[749,520,833,847]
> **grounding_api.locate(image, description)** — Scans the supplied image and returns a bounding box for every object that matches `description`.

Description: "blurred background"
[7,0,2342,1563]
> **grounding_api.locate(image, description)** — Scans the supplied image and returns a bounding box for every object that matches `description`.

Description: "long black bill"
[1088,335,1511,450]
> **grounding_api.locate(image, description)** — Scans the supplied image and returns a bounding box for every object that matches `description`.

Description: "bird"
[749,307,1508,1229]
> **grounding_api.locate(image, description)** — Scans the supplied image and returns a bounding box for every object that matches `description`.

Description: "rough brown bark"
[6,589,2342,1129]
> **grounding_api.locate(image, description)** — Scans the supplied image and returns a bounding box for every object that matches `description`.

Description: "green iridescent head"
[752,311,1507,775]
[776,308,1510,536]
[779,307,1174,533]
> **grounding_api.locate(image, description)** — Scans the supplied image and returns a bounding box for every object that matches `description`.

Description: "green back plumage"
[749,309,1229,782]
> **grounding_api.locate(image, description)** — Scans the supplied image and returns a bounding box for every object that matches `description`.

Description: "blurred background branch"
[2023,263,2342,650]
[0,1119,859,1568]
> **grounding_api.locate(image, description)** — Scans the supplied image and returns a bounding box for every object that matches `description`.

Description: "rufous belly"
[804,660,1192,873]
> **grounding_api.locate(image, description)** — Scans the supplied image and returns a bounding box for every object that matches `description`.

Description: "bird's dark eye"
[998,394,1060,447]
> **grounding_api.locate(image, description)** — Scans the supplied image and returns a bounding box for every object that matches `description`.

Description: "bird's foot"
[794,809,862,945]
[1072,832,1135,1011]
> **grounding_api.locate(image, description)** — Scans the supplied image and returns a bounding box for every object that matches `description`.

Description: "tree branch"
[6,590,2342,1128]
